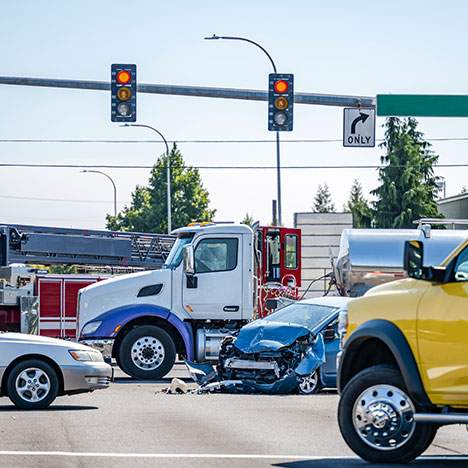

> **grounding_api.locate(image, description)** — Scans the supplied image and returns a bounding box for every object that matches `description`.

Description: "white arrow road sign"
[343,107,375,147]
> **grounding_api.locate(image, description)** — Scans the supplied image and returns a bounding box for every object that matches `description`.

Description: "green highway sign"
[377,94,468,117]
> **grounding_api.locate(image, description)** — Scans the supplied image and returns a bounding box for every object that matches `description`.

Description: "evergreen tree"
[345,179,372,228]
[313,183,335,213]
[107,144,215,233]
[241,213,255,227]
[372,117,441,228]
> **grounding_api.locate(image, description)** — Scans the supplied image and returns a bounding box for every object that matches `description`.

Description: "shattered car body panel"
[233,322,312,354]
[185,297,351,395]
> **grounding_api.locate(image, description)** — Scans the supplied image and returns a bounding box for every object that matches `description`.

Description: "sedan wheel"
[16,368,51,403]
[298,370,321,394]
[7,359,59,410]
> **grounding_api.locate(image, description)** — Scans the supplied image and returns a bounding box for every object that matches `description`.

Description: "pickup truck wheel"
[119,325,176,380]
[7,359,59,410]
[338,365,437,464]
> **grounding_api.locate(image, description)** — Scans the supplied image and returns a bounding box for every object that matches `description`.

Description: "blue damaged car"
[217,296,351,394]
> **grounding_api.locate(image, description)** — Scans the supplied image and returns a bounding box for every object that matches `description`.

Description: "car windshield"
[264,303,338,330]
[163,234,194,269]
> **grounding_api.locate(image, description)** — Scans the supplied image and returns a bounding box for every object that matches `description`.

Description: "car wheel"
[7,359,59,410]
[298,370,321,395]
[119,325,176,380]
[338,364,437,464]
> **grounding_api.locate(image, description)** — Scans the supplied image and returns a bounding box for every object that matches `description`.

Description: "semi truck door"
[183,235,242,320]
[417,245,468,404]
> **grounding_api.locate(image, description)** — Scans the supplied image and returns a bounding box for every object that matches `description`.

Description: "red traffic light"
[274,80,288,93]
[116,70,131,84]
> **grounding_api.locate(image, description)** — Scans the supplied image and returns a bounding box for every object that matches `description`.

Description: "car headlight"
[338,310,348,349]
[81,321,102,336]
[69,350,104,362]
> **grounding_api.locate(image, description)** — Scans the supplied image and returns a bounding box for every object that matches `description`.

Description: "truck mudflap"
[338,319,432,408]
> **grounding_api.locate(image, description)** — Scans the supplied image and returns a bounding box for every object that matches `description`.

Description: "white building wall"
[294,212,353,298]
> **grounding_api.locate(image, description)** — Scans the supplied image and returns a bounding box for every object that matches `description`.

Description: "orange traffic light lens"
[116,70,131,84]
[117,87,132,101]
[274,96,288,110]
[274,80,288,93]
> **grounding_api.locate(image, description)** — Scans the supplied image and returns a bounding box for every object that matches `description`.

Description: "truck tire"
[7,359,59,410]
[338,364,437,464]
[118,325,176,380]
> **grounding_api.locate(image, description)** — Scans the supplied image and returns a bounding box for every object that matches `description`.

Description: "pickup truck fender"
[81,304,194,360]
[338,319,431,409]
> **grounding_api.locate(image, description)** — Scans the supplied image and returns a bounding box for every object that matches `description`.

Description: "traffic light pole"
[275,131,282,225]
[122,124,172,233]
[205,35,283,225]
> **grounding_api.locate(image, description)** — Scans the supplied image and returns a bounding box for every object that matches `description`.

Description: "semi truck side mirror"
[404,240,424,279]
[183,245,195,275]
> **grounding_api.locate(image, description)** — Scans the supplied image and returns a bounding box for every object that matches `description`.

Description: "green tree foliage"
[345,179,372,228]
[313,183,335,213]
[107,144,216,233]
[372,117,441,228]
[241,213,255,227]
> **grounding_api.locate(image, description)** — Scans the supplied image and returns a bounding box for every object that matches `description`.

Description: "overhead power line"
[0,194,126,204]
[0,163,466,170]
[0,138,468,144]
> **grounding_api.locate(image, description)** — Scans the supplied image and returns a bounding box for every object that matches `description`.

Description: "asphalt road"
[0,364,467,468]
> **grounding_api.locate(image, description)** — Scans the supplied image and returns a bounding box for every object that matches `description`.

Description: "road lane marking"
[0,452,467,461]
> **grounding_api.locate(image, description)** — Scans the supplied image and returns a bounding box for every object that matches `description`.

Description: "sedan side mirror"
[183,245,195,275]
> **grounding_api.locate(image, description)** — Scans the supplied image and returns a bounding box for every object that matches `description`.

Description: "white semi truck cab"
[78,223,256,379]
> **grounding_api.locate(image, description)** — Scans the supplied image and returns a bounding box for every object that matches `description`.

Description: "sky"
[1,0,468,230]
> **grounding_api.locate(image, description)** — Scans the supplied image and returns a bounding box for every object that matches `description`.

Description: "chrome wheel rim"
[131,336,165,371]
[15,368,51,403]
[352,384,416,450]
[298,371,319,394]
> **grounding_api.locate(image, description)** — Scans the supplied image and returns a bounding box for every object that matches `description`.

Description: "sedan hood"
[234,321,311,354]
[0,332,91,350]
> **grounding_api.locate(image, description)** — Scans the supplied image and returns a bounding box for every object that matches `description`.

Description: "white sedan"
[0,333,112,410]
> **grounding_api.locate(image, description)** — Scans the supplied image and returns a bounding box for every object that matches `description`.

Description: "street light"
[205,34,283,225]
[121,123,172,233]
[81,170,117,217]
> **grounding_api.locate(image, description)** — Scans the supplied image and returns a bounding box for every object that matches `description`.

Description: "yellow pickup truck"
[337,238,468,463]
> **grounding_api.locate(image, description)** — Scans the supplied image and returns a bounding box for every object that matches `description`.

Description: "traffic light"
[111,64,137,122]
[268,73,294,131]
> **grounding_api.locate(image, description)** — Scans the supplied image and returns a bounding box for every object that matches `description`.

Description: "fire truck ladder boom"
[0,224,175,269]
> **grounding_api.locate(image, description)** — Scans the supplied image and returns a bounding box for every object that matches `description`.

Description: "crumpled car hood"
[234,321,311,354]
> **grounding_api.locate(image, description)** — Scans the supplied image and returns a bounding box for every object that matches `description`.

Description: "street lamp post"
[81,169,117,217]
[205,34,283,225]
[122,123,172,233]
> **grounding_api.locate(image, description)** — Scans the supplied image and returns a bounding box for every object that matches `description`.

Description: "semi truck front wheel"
[118,325,176,380]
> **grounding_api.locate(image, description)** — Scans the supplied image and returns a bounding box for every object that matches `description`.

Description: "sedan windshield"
[264,303,338,330]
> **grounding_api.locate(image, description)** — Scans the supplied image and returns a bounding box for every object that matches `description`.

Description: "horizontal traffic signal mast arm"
[0,75,375,108]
